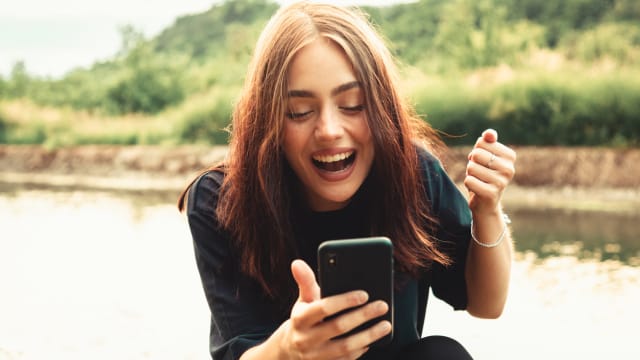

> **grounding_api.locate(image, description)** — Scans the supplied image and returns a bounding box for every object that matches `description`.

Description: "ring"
[487,153,497,168]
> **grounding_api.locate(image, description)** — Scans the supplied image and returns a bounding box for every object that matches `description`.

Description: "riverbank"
[1,145,639,213]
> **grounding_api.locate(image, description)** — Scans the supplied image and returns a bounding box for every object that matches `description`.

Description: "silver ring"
[487,153,497,168]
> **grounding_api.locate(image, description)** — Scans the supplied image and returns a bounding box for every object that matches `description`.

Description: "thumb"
[482,128,498,143]
[291,259,320,303]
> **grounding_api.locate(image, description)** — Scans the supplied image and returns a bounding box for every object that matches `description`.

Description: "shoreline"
[1,145,639,214]
[2,172,639,215]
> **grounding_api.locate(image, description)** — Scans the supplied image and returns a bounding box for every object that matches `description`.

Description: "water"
[1,184,639,359]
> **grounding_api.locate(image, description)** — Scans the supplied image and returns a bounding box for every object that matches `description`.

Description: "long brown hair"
[179,2,450,300]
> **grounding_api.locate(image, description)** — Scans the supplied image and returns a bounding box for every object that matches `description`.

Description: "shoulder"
[185,169,226,217]
[416,145,445,175]
[415,145,448,203]
[184,169,235,274]
[415,145,470,224]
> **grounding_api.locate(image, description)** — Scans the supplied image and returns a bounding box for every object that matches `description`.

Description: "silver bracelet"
[470,213,511,248]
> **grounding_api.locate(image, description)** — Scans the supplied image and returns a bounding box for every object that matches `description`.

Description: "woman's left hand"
[464,129,516,216]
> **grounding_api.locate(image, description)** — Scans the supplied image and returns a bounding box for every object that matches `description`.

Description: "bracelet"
[470,213,511,248]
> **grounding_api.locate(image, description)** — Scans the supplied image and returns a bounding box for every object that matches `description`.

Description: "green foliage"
[7,61,30,98]
[105,27,187,114]
[105,67,184,114]
[363,0,447,63]
[0,76,6,98]
[498,0,616,46]
[561,23,640,64]
[153,0,276,59]
[415,73,640,147]
[174,91,236,145]
[412,82,491,142]
[2,121,47,145]
[31,68,112,110]
[2,0,640,146]
[0,109,7,143]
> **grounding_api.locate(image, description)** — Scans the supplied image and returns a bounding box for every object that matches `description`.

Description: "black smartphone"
[317,236,394,347]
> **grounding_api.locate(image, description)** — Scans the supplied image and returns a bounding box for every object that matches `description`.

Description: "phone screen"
[318,237,394,346]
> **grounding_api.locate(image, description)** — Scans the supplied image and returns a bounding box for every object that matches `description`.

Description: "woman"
[179,2,516,359]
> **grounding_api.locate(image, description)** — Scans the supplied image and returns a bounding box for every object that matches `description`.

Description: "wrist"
[470,212,511,248]
[471,207,503,222]
[240,323,288,360]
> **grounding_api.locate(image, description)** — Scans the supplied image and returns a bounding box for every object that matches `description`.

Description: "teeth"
[313,151,353,163]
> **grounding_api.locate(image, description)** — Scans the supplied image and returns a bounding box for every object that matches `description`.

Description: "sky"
[0,0,409,79]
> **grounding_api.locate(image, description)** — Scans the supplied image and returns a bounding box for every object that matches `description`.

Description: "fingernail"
[376,301,388,313]
[357,291,369,303]
[378,321,392,334]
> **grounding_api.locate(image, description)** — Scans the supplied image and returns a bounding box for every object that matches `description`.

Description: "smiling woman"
[283,38,374,211]
[177,2,516,360]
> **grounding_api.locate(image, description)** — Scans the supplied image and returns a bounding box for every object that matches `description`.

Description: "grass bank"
[2,65,640,148]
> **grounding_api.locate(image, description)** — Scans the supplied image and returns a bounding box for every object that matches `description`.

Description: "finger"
[469,148,500,170]
[291,259,320,303]
[466,161,509,190]
[317,300,388,341]
[482,128,498,143]
[326,320,392,358]
[473,140,516,163]
[291,290,369,331]
[464,175,501,205]
[468,149,516,183]
[469,144,516,168]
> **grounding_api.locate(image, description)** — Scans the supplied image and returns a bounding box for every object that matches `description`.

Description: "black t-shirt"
[185,149,472,360]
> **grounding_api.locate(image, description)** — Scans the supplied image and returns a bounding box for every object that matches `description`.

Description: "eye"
[340,105,365,114]
[286,110,313,120]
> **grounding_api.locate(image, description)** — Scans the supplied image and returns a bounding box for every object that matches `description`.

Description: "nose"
[315,107,344,141]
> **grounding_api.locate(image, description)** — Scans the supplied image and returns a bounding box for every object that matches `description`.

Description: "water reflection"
[1,185,639,359]
[510,208,640,265]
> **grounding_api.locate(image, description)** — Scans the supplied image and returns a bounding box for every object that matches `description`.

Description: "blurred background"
[1,0,639,359]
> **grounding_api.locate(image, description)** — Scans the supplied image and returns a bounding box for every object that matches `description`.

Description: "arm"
[463,129,517,318]
[186,172,280,359]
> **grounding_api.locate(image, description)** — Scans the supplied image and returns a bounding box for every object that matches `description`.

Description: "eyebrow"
[287,81,361,98]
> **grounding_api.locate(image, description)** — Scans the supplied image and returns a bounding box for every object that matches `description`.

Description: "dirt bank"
[1,145,639,211]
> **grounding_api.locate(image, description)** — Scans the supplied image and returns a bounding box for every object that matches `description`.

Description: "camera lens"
[328,253,337,266]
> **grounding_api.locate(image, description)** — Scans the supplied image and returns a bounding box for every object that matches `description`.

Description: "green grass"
[2,67,639,147]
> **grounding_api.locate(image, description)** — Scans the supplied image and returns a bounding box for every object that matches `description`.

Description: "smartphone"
[317,236,394,347]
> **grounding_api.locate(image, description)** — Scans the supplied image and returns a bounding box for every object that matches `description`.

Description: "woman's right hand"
[243,259,391,360]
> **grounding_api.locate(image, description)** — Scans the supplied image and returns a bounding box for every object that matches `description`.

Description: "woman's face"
[283,37,374,212]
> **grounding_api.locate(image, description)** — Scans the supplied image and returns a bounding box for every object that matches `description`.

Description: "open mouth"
[312,151,356,172]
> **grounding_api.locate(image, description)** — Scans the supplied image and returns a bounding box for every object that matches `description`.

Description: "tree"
[105,26,186,114]
[8,61,30,98]
[0,75,7,98]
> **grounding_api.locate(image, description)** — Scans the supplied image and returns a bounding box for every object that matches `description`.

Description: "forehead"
[286,37,357,91]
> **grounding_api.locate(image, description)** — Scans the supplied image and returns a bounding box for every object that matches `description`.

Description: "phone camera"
[327,253,337,267]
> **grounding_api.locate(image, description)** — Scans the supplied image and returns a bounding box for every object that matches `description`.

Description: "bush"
[175,91,235,145]
[561,23,640,65]
[486,75,640,146]
[4,121,47,145]
[412,83,491,145]
[106,67,185,114]
[412,71,640,146]
[0,110,7,143]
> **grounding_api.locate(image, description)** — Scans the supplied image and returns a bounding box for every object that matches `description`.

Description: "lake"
[1,183,638,359]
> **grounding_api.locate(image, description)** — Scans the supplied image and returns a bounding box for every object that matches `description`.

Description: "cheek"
[282,125,304,161]
[358,118,373,147]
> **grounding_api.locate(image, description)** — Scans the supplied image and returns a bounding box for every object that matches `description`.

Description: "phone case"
[318,236,394,346]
